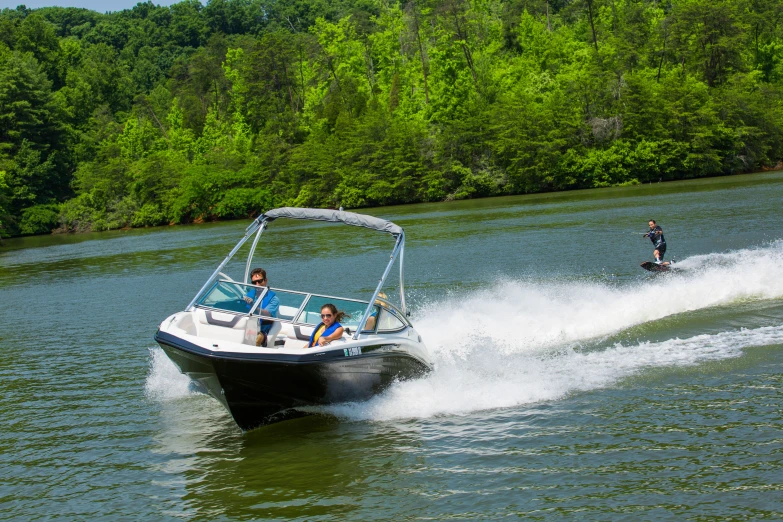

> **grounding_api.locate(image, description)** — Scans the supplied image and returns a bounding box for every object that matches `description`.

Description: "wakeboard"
[640,261,671,272]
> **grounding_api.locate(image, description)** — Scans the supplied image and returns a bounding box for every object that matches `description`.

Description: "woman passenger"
[307,304,346,347]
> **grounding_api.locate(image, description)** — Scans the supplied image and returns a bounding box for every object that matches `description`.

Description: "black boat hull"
[155,330,432,430]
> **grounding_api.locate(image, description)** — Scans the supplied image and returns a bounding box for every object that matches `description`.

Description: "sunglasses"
[321,313,333,318]
[251,279,265,284]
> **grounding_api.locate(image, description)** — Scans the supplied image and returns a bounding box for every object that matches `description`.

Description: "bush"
[213,188,273,218]
[19,204,61,235]
[104,195,138,230]
[60,196,98,233]
[131,203,167,227]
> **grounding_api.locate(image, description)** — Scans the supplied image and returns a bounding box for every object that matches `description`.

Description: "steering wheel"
[217,271,235,282]
[215,272,246,300]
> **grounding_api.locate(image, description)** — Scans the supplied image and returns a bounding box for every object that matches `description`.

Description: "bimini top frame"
[186,207,407,341]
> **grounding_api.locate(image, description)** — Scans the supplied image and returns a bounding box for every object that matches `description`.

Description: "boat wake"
[322,241,783,422]
[147,241,783,422]
[323,325,783,422]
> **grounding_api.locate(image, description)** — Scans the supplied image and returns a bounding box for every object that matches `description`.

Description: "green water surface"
[1,172,782,520]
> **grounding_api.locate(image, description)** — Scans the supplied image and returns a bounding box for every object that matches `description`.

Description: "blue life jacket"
[308,322,343,347]
[245,288,276,311]
[246,288,278,334]
[258,290,277,333]
[260,290,277,311]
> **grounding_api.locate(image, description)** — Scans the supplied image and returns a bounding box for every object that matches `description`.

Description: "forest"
[0,0,782,237]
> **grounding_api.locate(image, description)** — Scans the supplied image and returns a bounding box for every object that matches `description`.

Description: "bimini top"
[262,207,403,238]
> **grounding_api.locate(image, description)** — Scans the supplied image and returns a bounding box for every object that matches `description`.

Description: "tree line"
[0,0,781,237]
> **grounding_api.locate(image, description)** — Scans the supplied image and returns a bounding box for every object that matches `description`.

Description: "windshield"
[197,281,261,314]
[194,281,376,330]
[294,295,377,331]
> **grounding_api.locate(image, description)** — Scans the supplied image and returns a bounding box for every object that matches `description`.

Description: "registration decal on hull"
[344,347,362,357]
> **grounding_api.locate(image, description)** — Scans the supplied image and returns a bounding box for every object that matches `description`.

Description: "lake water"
[1,172,782,519]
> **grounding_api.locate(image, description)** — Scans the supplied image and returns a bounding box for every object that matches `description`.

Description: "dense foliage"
[0,0,781,236]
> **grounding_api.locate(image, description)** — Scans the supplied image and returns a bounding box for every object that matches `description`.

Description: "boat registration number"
[344,347,362,357]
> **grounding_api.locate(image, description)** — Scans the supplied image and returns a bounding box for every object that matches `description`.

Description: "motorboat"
[154,208,433,430]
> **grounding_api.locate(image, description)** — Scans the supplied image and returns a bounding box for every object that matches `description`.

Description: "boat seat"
[284,337,304,350]
[278,305,299,321]
[194,309,248,344]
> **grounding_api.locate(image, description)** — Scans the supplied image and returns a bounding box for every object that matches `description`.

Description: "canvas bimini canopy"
[263,207,403,237]
[186,208,407,340]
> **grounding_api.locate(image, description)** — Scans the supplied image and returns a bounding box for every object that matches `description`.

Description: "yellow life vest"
[310,324,326,347]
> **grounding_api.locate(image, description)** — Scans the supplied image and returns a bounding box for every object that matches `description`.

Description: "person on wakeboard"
[643,219,670,266]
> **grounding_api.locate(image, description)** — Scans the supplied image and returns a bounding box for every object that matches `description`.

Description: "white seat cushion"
[194,309,248,343]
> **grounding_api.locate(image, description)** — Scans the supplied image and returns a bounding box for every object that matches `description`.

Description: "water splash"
[144,347,198,401]
[417,240,783,358]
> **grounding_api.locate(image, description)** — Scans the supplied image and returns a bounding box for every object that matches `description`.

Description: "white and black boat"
[154,208,433,430]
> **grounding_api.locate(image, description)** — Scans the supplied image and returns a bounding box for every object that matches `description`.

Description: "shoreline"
[3,167,783,244]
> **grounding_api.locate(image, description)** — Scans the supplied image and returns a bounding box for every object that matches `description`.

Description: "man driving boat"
[243,268,280,346]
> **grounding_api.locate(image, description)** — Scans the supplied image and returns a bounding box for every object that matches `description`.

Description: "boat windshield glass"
[197,281,262,314]
[295,295,375,331]
[377,309,405,332]
[195,282,386,331]
[269,289,308,321]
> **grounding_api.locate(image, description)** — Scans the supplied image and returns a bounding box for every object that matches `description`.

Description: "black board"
[640,261,670,272]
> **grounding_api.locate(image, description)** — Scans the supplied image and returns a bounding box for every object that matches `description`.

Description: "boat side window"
[384,302,411,326]
[294,295,370,331]
[377,309,405,332]
[362,305,381,332]
[267,288,308,321]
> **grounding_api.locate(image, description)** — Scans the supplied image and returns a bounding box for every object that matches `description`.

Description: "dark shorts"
[260,319,274,334]
[655,242,667,258]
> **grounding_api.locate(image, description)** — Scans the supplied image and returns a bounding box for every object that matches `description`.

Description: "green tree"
[15,12,65,87]
[669,0,748,87]
[0,169,9,237]
[0,50,68,232]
